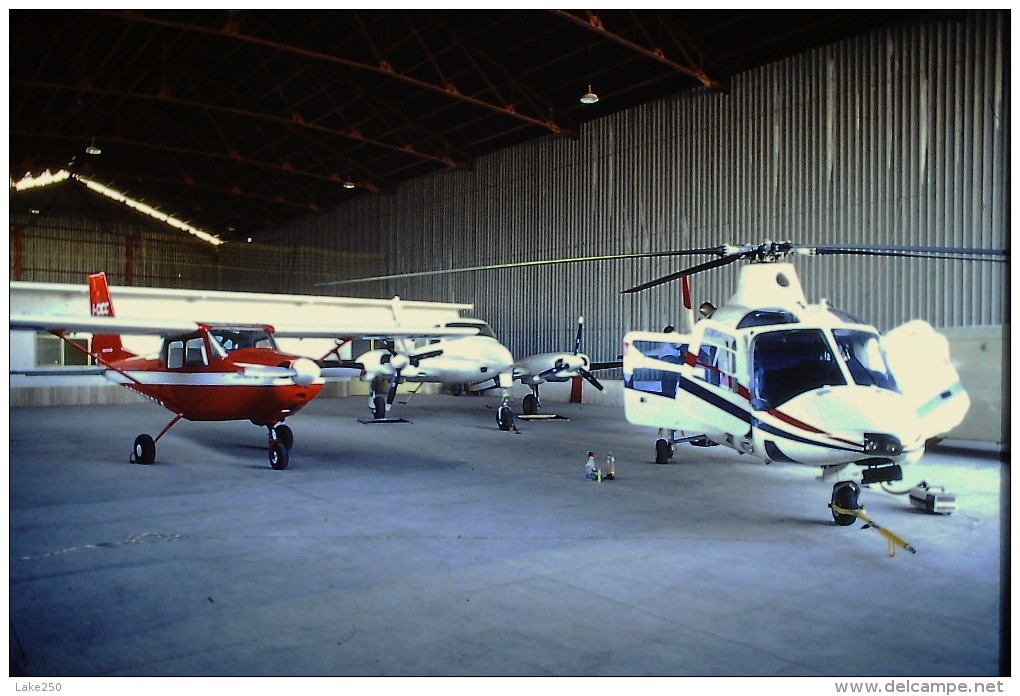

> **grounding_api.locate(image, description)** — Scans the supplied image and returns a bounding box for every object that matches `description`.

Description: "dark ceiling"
[10,9,939,242]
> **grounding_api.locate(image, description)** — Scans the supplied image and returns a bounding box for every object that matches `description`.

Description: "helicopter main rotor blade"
[803,244,1007,262]
[316,246,726,286]
[622,253,742,294]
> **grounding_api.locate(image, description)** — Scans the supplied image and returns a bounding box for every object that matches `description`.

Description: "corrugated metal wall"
[276,11,1006,365]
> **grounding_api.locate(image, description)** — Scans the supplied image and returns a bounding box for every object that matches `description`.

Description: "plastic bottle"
[585,451,597,480]
[605,452,616,480]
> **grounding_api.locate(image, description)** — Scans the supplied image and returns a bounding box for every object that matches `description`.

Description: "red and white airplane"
[10,273,473,469]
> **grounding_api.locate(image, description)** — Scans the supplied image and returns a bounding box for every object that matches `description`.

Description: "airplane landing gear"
[497,395,515,431]
[131,434,156,465]
[130,413,183,465]
[268,423,294,470]
[522,385,541,416]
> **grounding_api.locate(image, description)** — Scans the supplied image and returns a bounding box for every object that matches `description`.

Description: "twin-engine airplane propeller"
[619,241,1006,522]
[354,298,616,430]
[9,273,474,470]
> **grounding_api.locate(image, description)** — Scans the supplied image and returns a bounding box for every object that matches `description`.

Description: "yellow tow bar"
[830,504,917,557]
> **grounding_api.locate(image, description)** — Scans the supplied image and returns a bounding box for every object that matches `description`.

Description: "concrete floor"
[8,392,1007,677]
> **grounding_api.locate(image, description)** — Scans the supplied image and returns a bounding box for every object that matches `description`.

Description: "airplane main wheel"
[497,406,513,431]
[269,441,290,470]
[372,395,388,419]
[449,383,464,397]
[131,434,156,465]
[655,438,671,465]
[522,394,539,416]
[830,481,861,526]
[275,424,294,451]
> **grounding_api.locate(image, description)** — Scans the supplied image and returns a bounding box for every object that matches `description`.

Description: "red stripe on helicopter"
[767,408,861,447]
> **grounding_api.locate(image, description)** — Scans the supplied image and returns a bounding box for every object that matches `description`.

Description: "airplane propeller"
[621,241,1008,294]
[535,315,605,391]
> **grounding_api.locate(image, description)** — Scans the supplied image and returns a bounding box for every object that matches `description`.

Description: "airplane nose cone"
[290,357,321,387]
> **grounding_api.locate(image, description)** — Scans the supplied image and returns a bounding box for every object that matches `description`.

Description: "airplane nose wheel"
[496,396,515,431]
[268,424,294,470]
[130,434,156,465]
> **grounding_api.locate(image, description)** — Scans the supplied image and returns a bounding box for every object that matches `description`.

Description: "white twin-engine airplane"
[355,298,609,430]
[620,242,1003,523]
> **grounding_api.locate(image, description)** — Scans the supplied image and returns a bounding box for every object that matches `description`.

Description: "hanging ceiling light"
[85,138,101,155]
[579,86,599,104]
[342,181,356,189]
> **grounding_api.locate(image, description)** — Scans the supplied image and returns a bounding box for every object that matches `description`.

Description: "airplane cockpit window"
[751,330,846,409]
[208,328,278,354]
[832,329,899,391]
[185,336,208,366]
[737,309,800,329]
[446,321,496,339]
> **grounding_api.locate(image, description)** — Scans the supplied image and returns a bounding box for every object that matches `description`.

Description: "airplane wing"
[10,313,476,341]
[271,323,478,341]
[10,313,201,335]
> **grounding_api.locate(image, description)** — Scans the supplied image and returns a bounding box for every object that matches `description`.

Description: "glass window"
[751,330,846,409]
[185,336,208,366]
[208,328,276,354]
[737,309,800,329]
[625,339,688,398]
[832,329,899,391]
[167,340,185,369]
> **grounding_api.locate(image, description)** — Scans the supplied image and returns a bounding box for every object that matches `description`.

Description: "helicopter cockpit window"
[751,329,846,409]
[832,329,898,391]
[736,309,800,329]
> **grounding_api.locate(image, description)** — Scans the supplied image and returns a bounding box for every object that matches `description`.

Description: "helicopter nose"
[290,357,321,387]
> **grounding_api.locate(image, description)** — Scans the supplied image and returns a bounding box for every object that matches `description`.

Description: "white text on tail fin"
[87,272,131,361]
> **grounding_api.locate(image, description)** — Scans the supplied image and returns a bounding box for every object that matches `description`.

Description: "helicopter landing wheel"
[655,438,673,465]
[131,434,156,465]
[275,424,294,451]
[830,481,861,526]
[269,440,290,470]
[522,393,539,415]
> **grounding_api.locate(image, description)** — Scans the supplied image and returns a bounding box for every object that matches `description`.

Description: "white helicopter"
[350,298,611,430]
[620,241,1006,523]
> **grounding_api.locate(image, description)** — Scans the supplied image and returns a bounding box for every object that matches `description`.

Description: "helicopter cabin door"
[880,320,971,440]
[623,327,746,440]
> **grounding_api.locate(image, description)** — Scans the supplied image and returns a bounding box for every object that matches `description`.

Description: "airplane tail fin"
[88,272,134,361]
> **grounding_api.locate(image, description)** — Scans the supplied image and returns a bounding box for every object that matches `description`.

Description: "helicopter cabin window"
[751,329,846,409]
[832,329,898,391]
[625,338,688,398]
[736,309,800,329]
[693,328,738,391]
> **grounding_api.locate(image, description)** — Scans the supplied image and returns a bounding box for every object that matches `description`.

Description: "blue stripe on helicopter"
[675,374,862,454]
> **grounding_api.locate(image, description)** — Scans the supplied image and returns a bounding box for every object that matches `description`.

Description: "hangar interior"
[8,9,1009,679]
